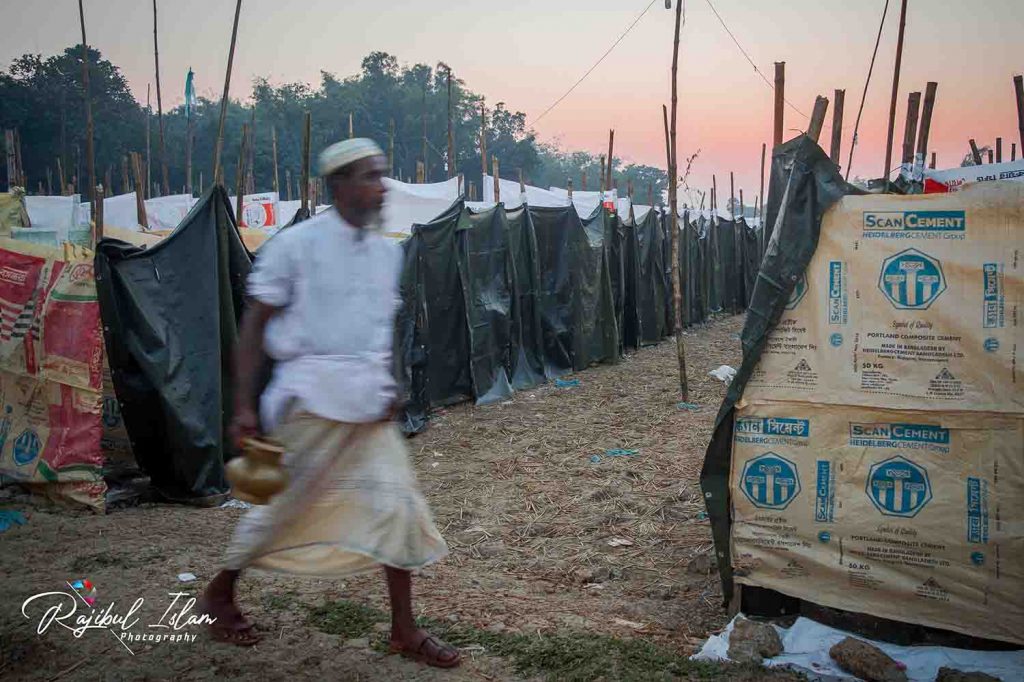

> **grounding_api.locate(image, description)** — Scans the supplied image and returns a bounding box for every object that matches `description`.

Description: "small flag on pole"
[184,68,197,120]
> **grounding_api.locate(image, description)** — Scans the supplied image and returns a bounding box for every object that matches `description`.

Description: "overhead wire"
[702,0,807,119]
[528,0,659,128]
[846,0,892,180]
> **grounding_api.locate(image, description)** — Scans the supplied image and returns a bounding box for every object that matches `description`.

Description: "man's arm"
[230,300,279,445]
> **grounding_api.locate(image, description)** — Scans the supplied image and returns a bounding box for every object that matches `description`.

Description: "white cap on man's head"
[317,138,385,177]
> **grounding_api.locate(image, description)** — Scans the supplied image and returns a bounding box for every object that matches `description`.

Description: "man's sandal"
[390,633,461,668]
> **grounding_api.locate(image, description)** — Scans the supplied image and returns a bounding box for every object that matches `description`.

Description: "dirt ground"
[0,315,784,681]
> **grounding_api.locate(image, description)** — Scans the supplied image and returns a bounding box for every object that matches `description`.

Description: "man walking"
[201,138,460,668]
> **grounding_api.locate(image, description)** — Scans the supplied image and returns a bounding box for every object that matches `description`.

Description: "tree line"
[0,46,667,202]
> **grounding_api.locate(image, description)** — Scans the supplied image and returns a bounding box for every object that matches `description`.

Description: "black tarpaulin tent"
[95,186,250,502]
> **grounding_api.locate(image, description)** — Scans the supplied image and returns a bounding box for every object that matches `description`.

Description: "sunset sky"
[4,0,1022,198]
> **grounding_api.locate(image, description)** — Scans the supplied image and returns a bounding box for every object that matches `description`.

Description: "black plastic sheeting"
[700,135,861,609]
[96,188,767,496]
[95,186,251,502]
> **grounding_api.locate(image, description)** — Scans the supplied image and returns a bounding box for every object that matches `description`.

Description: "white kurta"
[247,209,402,430]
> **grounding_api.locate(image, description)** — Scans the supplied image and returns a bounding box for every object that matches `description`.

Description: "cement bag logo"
[740,453,801,510]
[12,428,41,466]
[734,417,810,447]
[849,422,950,453]
[815,460,836,523]
[785,273,807,310]
[827,261,847,325]
[866,456,932,518]
[862,210,965,238]
[878,248,946,310]
[982,263,1005,329]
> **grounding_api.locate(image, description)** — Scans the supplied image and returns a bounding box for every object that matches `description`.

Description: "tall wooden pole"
[421,85,428,183]
[492,157,500,204]
[271,127,279,193]
[668,0,687,399]
[1013,144,1018,162]
[94,184,104,243]
[235,125,247,223]
[153,0,170,196]
[130,153,148,228]
[78,0,96,211]
[758,142,766,233]
[348,112,354,139]
[4,131,15,191]
[185,115,193,194]
[285,169,292,201]
[915,82,938,178]
[213,0,243,186]
[830,89,845,165]
[568,178,574,201]
[988,149,994,165]
[901,91,921,170]
[301,112,311,213]
[1014,75,1024,153]
[145,84,151,197]
[246,109,255,194]
[773,62,785,148]
[729,172,735,216]
[883,0,910,185]
[446,67,455,180]
[388,119,395,178]
[480,101,487,181]
[599,156,606,193]
[807,96,829,143]
[996,137,1003,164]
[606,129,615,190]
[47,167,53,195]
[930,152,937,168]
[57,158,66,196]
[969,139,983,165]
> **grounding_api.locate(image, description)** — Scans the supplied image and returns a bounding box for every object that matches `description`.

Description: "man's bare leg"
[385,567,460,668]
[200,569,260,645]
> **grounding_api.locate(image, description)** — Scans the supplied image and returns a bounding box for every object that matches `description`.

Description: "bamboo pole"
[996,137,1003,164]
[883,0,910,185]
[729,172,735,217]
[830,89,845,165]
[145,85,151,197]
[421,85,428,183]
[57,158,66,196]
[271,127,279,193]
[773,62,785,148]
[235,125,247,223]
[153,0,169,195]
[518,168,525,197]
[669,0,687,396]
[969,139,983,165]
[94,184,104,243]
[712,175,717,211]
[446,67,455,180]
[1013,144,1018,162]
[468,180,476,201]
[213,0,243,186]
[930,152,936,168]
[758,142,766,238]
[47,167,53,195]
[246,109,255,194]
[415,161,425,184]
[480,100,487,181]
[492,157,500,204]
[78,0,97,210]
[901,91,921,169]
[4,131,14,190]
[915,82,938,177]
[581,170,586,192]
[568,178,574,201]
[286,169,292,201]
[807,96,829,143]
[104,166,112,195]
[388,119,395,178]
[606,129,615,190]
[300,112,311,213]
[988,149,994,165]
[121,155,129,194]
[599,156,606,194]
[130,153,148,228]
[185,104,193,195]
[13,129,24,187]
[1014,75,1024,153]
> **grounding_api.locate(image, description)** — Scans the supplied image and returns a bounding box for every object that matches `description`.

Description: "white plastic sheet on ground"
[693,615,1024,681]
